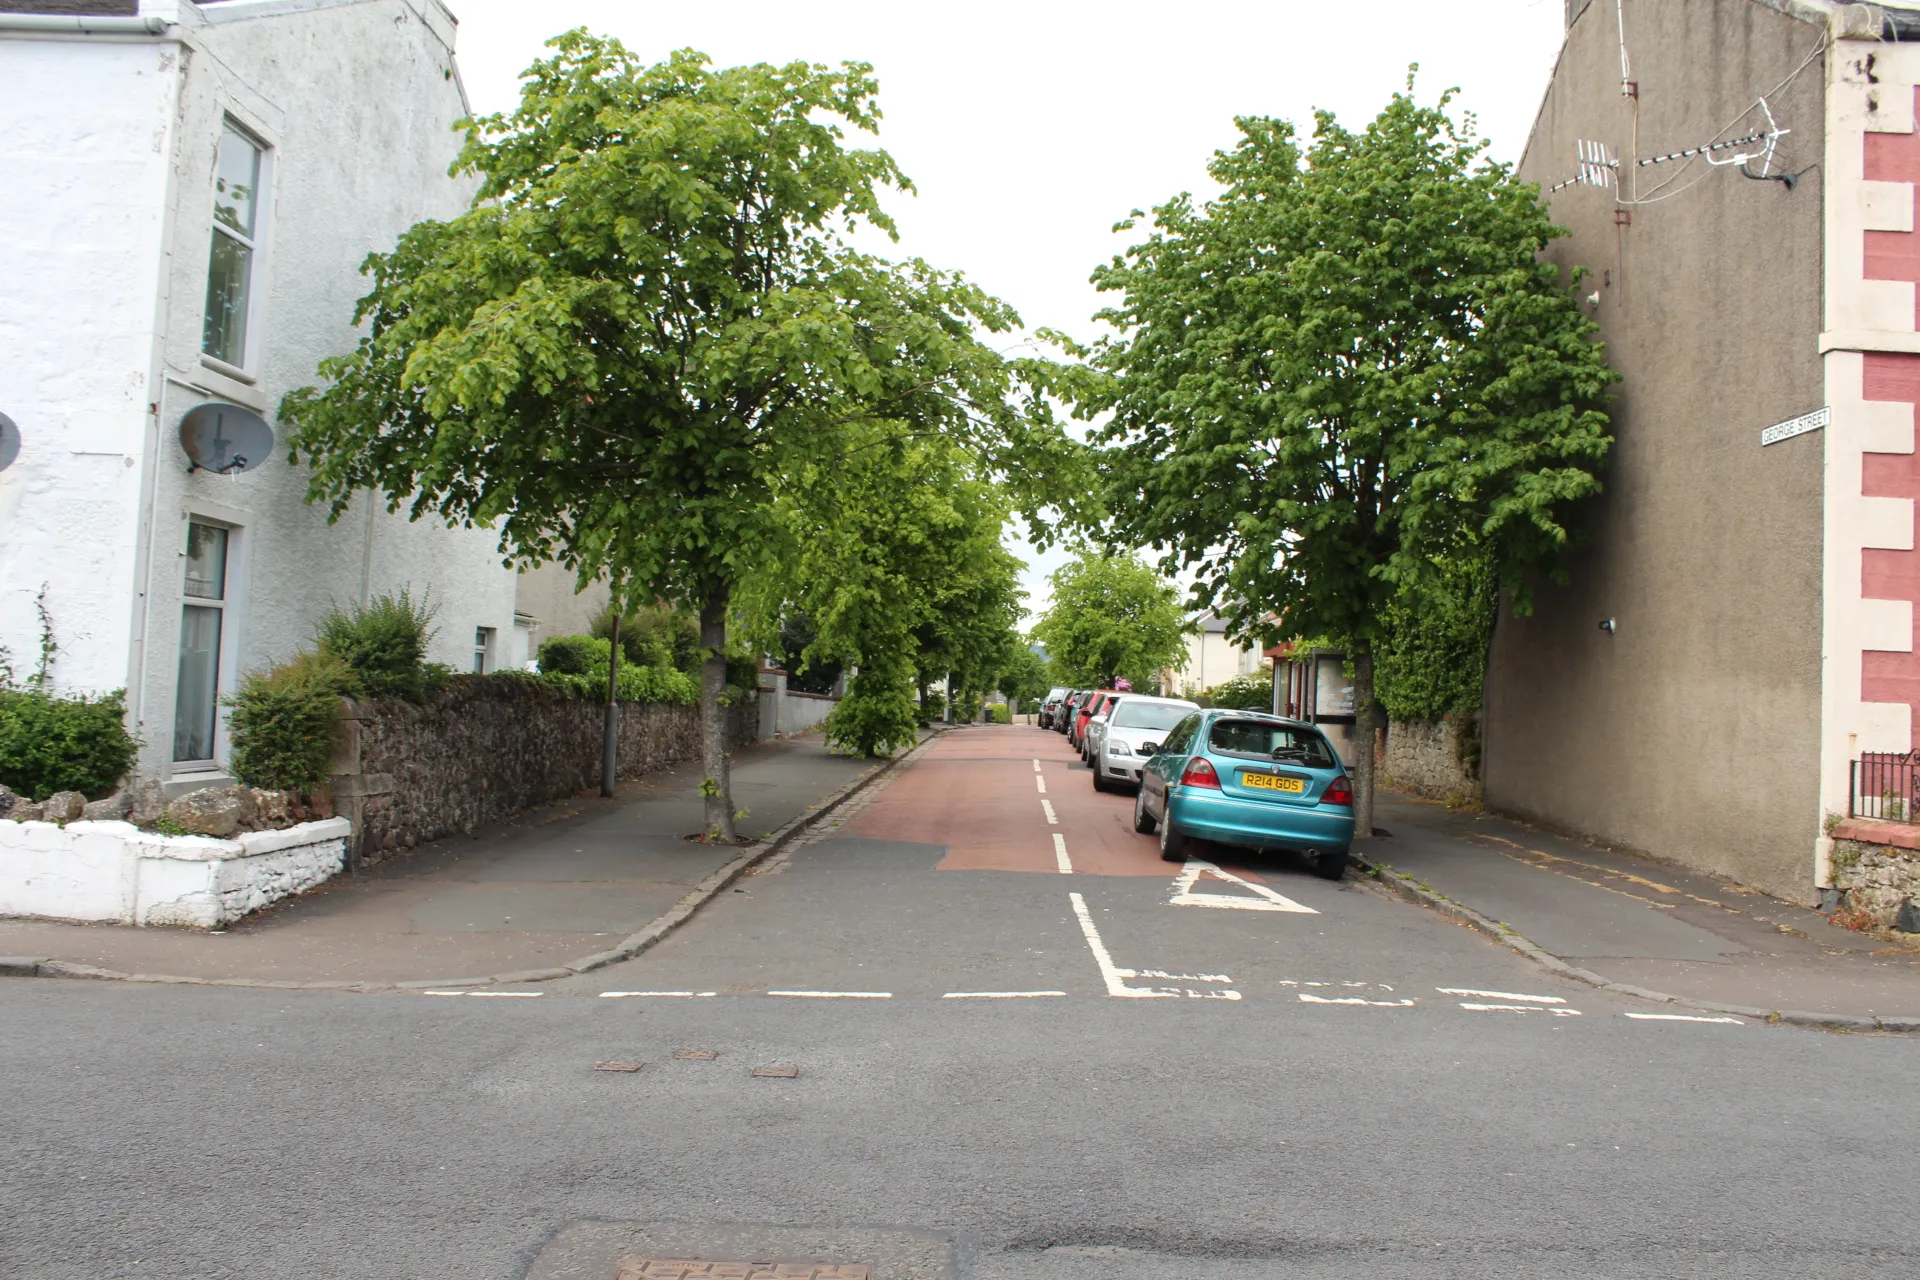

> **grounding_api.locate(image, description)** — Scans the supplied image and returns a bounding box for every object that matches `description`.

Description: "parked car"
[1090,695,1199,791]
[1132,709,1354,879]
[1039,686,1071,730]
[1070,690,1114,750]
[1056,689,1086,735]
[1082,694,1120,765]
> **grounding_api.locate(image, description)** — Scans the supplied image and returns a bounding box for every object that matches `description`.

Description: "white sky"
[446,0,1570,623]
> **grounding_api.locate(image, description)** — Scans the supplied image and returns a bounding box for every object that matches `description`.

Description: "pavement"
[1367,790,1920,1021]
[4,724,1918,1278]
[0,732,879,985]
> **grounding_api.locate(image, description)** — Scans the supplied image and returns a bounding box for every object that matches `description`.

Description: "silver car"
[1091,694,1201,792]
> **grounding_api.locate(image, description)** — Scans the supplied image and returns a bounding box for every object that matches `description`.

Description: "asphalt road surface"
[4,725,1916,1279]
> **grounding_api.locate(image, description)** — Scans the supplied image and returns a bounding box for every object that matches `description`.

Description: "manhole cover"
[618,1264,869,1279]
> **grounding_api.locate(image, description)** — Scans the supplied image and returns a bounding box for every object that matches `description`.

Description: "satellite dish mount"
[178,401,274,476]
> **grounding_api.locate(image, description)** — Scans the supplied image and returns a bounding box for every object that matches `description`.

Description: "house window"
[473,626,495,674]
[201,122,267,370]
[174,522,230,763]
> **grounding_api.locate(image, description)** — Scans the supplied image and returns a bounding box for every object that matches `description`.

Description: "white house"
[1165,612,1263,698]
[0,0,518,791]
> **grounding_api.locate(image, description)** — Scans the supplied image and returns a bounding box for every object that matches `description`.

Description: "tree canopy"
[281,34,1072,834]
[1031,551,1190,692]
[1081,80,1615,833]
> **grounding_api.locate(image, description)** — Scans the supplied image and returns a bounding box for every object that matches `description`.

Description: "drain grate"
[617,1263,869,1279]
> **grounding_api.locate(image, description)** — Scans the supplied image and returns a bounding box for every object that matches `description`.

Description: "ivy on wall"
[1373,557,1496,724]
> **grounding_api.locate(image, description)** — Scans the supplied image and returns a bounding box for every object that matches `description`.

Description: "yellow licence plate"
[1242,771,1305,793]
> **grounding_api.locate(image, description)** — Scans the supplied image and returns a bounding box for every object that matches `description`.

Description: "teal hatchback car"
[1132,709,1355,879]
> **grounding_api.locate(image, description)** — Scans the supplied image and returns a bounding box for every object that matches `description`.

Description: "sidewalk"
[0,733,879,987]
[1367,790,1920,1023]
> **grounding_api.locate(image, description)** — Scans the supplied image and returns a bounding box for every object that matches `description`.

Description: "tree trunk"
[698,586,737,843]
[1350,649,1377,841]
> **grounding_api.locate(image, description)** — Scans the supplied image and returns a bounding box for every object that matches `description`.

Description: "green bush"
[1205,673,1272,711]
[0,687,139,800]
[531,634,697,704]
[226,650,354,792]
[316,589,440,702]
[537,633,605,676]
[918,689,947,726]
[594,603,702,675]
[826,664,919,758]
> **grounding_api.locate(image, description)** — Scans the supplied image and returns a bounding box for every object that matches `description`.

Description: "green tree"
[1084,81,1615,836]
[281,35,1069,838]
[991,638,1052,713]
[1031,551,1190,691]
[742,424,1025,756]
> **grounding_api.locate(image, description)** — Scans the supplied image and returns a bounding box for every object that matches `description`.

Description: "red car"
[1071,690,1115,749]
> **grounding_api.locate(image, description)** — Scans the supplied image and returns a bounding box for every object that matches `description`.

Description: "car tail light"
[1179,757,1221,789]
[1324,775,1353,806]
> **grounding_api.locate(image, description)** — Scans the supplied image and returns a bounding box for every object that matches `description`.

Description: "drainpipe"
[0,15,173,34]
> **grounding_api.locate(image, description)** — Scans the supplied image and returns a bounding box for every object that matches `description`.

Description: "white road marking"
[1068,892,1178,999]
[1053,832,1074,874]
[1460,1002,1583,1016]
[1041,799,1058,824]
[767,990,893,998]
[1032,759,1042,771]
[1168,858,1318,913]
[942,991,1068,999]
[1035,775,1048,794]
[1119,968,1232,983]
[1299,992,1416,1007]
[422,990,544,997]
[598,991,717,998]
[1625,1012,1744,1024]
[1439,987,1567,1004]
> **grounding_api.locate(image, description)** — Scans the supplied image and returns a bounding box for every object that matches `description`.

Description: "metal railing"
[1851,752,1920,822]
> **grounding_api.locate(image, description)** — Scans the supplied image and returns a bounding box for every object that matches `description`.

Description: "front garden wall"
[330,678,761,862]
[1830,819,1920,931]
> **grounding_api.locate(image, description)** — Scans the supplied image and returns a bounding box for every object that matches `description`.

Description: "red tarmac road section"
[846,723,1265,879]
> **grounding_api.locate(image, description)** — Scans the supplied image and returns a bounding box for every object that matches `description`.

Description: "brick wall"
[327,677,760,862]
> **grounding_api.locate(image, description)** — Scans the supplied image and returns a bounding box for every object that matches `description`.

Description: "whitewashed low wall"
[0,817,351,928]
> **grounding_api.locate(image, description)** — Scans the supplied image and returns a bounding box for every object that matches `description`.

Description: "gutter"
[0,14,173,34]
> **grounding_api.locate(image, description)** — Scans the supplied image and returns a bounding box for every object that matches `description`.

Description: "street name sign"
[1761,406,1828,447]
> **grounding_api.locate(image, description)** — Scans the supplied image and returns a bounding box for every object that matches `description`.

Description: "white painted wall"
[0,815,350,927]
[0,1,518,785]
[1168,623,1261,697]
[0,37,181,697]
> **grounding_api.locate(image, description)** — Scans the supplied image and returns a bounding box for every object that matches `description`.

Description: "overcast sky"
[446,0,1570,622]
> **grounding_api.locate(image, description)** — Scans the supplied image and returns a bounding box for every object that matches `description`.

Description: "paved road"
[4,725,1916,1278]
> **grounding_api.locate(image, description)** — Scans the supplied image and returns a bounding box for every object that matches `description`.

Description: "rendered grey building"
[1486,0,1920,902]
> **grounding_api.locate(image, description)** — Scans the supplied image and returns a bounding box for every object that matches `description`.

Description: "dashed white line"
[1460,1002,1583,1016]
[1053,832,1074,874]
[1032,759,1042,771]
[1041,799,1058,824]
[1625,1012,1744,1024]
[598,991,717,998]
[767,990,893,998]
[1439,987,1567,1004]
[1299,993,1416,1007]
[422,990,544,997]
[942,991,1067,999]
[1035,774,1048,794]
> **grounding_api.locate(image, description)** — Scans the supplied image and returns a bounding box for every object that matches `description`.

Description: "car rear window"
[1207,719,1337,768]
[1111,701,1195,731]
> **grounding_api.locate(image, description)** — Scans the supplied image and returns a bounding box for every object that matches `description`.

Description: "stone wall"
[1384,717,1481,804]
[329,677,761,863]
[1831,819,1920,932]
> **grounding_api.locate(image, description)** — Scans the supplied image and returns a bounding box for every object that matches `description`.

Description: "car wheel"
[1314,852,1348,881]
[1158,811,1189,862]
[1133,788,1157,834]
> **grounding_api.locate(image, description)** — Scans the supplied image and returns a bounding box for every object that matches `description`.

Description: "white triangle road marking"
[1168,858,1319,913]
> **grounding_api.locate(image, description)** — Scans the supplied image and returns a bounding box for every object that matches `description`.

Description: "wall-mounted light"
[1598,617,1616,634]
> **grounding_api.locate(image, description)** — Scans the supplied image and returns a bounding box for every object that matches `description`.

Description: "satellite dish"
[179,402,274,475]
[0,412,17,472]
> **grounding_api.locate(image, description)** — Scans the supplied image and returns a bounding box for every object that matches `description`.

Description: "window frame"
[473,626,496,674]
[199,116,275,381]
[172,517,240,768]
